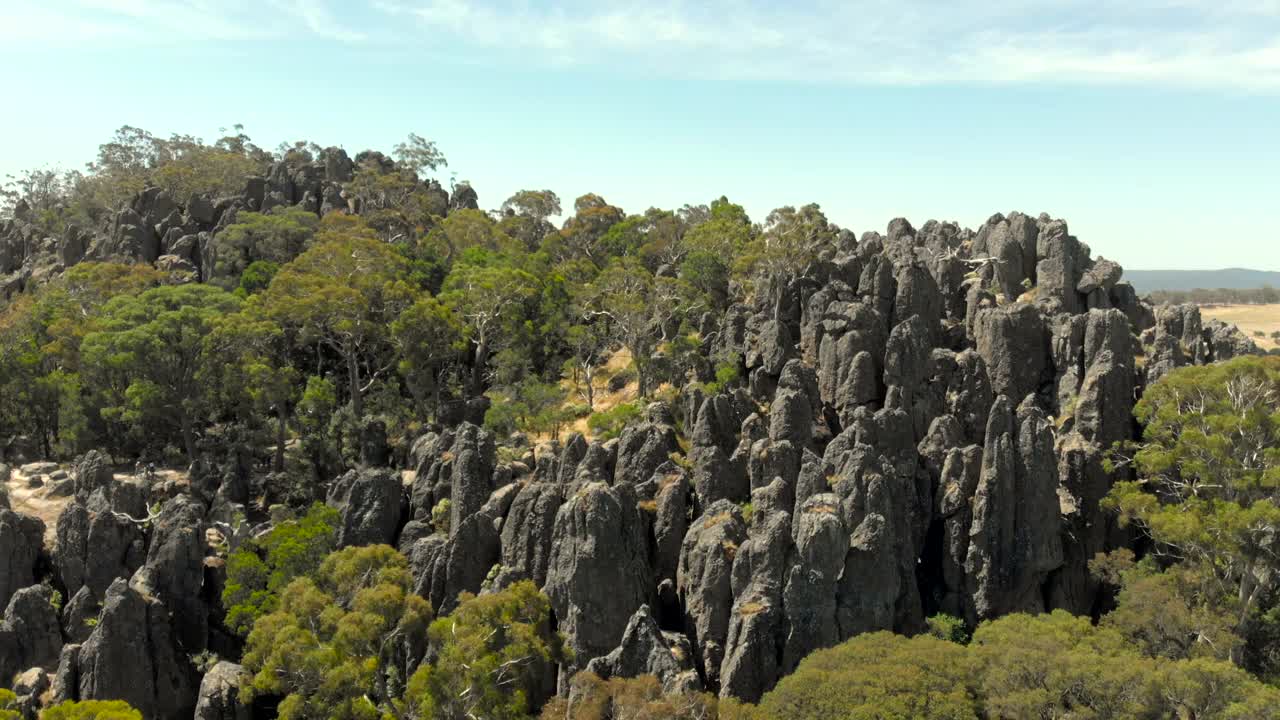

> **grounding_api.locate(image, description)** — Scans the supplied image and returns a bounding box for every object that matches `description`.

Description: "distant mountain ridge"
[1125,268,1280,294]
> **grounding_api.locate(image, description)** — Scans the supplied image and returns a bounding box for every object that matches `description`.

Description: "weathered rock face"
[54,501,144,601]
[830,447,923,637]
[75,578,198,719]
[585,605,702,695]
[410,483,514,614]
[0,584,64,683]
[129,495,208,653]
[449,424,499,532]
[690,393,747,506]
[0,509,43,611]
[975,302,1050,402]
[73,450,114,500]
[965,396,1064,621]
[720,480,792,702]
[677,500,747,690]
[615,403,680,486]
[546,482,652,676]
[648,464,691,592]
[497,482,564,588]
[194,661,250,720]
[327,467,405,548]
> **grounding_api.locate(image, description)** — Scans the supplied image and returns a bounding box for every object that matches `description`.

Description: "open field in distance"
[1200,304,1280,350]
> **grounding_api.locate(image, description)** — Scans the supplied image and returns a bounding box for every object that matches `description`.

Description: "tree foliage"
[39,700,144,720]
[222,502,339,635]
[240,545,433,720]
[542,673,730,720]
[80,283,241,460]
[1105,355,1280,669]
[748,611,1280,720]
[212,206,320,288]
[406,580,564,720]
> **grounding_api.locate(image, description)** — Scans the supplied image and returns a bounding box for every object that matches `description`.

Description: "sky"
[1,0,1278,270]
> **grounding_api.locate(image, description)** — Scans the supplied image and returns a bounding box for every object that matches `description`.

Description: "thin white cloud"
[273,0,368,43]
[6,0,1280,90]
[373,0,1280,91]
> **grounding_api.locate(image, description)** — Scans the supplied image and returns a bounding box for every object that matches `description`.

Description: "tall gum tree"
[261,214,417,419]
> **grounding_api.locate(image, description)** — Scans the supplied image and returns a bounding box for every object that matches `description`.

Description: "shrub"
[586,402,641,440]
[431,498,452,535]
[41,700,144,720]
[221,502,339,635]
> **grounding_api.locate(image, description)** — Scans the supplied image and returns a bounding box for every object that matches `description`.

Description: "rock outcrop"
[74,578,198,719]
[546,482,651,676]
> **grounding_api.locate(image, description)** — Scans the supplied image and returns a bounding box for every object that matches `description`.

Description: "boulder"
[73,450,113,500]
[0,584,64,683]
[194,661,251,720]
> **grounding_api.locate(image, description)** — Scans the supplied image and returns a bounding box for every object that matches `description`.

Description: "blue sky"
[1,0,1278,270]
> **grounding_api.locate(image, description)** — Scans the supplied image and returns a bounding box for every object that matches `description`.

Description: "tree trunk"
[585,363,595,410]
[347,350,364,419]
[180,408,196,463]
[471,336,489,395]
[431,365,443,422]
[274,407,287,473]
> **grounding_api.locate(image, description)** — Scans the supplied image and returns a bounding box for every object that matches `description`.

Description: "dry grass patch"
[701,511,735,529]
[1199,304,1280,350]
[720,540,738,561]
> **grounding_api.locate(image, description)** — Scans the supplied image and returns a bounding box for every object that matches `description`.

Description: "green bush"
[927,614,970,644]
[221,502,339,635]
[0,689,18,720]
[41,700,144,720]
[431,498,452,535]
[586,402,641,440]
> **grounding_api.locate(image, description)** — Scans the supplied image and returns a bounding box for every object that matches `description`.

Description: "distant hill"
[1125,268,1280,294]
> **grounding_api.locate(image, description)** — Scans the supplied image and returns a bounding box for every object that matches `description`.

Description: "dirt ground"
[4,463,185,548]
[1199,304,1280,350]
[5,465,75,547]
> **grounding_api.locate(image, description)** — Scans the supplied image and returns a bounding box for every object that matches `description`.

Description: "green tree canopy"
[440,257,539,393]
[223,502,339,635]
[80,282,240,459]
[40,700,144,720]
[240,544,432,720]
[212,206,320,288]
[392,295,466,420]
[758,631,977,720]
[1105,355,1280,665]
[406,580,564,720]
[261,213,418,418]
